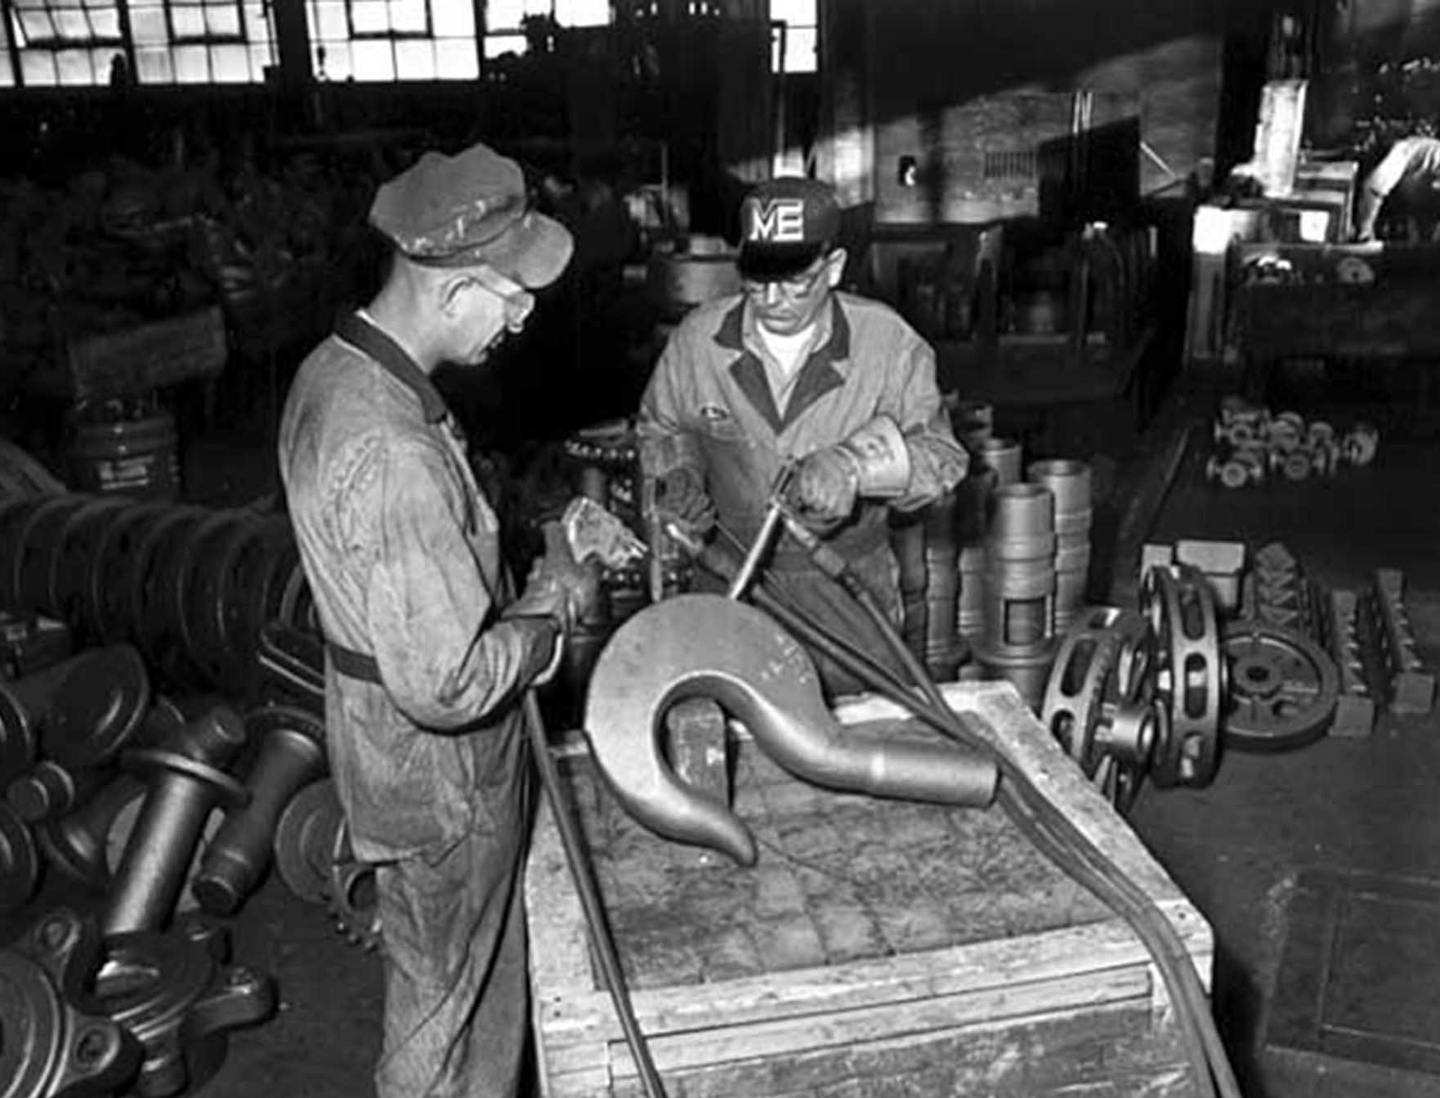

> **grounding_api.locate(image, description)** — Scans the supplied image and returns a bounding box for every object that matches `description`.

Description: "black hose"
[523,691,669,1098]
[704,520,1240,1098]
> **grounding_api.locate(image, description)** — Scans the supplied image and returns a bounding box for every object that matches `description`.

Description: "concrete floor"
[6,367,1439,1097]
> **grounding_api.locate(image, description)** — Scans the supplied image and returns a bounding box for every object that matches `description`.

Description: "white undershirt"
[756,323,819,411]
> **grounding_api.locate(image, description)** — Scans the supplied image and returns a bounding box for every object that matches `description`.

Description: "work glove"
[789,445,862,524]
[655,467,716,534]
[506,521,601,639]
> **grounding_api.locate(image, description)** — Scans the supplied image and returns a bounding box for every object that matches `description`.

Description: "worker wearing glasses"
[278,143,596,1098]
[640,176,969,694]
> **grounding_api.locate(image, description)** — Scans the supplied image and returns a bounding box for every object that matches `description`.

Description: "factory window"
[4,0,275,85]
[308,0,478,80]
[129,0,274,83]
[483,0,608,60]
[769,0,814,75]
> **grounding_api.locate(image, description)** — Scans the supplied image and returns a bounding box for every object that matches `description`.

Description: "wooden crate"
[527,681,1213,1098]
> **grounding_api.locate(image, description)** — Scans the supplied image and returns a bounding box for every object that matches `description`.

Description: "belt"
[327,640,383,685]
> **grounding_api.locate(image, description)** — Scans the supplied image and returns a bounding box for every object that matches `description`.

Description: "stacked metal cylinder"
[0,494,313,698]
[1027,459,1093,633]
[974,481,1058,709]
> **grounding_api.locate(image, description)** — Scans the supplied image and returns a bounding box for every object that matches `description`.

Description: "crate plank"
[529,681,1212,1098]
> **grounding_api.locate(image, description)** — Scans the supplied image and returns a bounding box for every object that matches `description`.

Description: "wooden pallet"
[527,681,1213,1098]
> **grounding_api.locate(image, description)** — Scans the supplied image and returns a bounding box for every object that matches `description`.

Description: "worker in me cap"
[277,142,593,1098]
[638,175,969,696]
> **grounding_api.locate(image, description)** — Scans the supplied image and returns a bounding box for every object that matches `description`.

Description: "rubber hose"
[709,521,1239,1098]
[524,692,669,1098]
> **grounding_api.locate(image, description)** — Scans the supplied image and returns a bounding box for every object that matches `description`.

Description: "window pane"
[484,30,523,56]
[0,17,11,85]
[351,37,395,78]
[129,4,166,40]
[394,36,432,77]
[554,0,607,25]
[249,42,272,73]
[52,9,91,38]
[171,6,205,36]
[17,11,56,43]
[432,0,472,36]
[769,0,813,24]
[241,0,270,40]
[205,2,242,37]
[435,35,476,77]
[212,41,248,78]
[19,51,57,83]
[389,0,427,34]
[89,7,119,36]
[350,0,386,33]
[315,39,351,78]
[487,0,524,31]
[311,1,348,40]
[135,44,174,80]
[174,42,210,79]
[782,23,814,73]
[56,48,95,83]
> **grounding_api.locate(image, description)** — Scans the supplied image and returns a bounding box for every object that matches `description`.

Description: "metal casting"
[0,800,39,913]
[271,777,344,905]
[94,916,276,1098]
[36,774,147,890]
[0,908,140,1098]
[327,818,381,952]
[1141,564,1225,788]
[584,594,999,865]
[1222,619,1340,752]
[102,708,249,938]
[192,705,327,916]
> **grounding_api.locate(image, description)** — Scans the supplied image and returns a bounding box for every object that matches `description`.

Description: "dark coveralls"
[640,292,968,694]
[278,314,557,1098]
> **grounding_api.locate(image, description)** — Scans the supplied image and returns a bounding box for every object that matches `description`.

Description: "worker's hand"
[1355,224,1377,243]
[656,467,715,534]
[789,445,861,524]
[508,522,601,635]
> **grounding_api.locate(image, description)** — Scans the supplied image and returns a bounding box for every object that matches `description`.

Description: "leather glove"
[506,521,601,637]
[789,445,861,524]
[656,467,716,533]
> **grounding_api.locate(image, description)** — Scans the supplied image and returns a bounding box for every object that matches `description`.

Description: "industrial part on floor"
[1206,398,1379,489]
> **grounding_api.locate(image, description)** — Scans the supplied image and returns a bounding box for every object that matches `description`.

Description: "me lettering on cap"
[744,197,809,244]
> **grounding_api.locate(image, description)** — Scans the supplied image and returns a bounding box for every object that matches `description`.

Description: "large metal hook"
[583,594,999,865]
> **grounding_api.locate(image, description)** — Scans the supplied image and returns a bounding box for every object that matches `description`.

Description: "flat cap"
[369,142,574,288]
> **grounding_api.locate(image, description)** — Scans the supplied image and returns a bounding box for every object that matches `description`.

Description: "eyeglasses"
[472,265,536,331]
[742,257,832,301]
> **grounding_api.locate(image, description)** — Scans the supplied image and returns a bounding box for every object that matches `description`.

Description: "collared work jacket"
[640,292,968,568]
[277,315,551,864]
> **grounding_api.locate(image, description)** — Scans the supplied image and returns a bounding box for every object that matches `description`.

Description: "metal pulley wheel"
[1222,619,1340,752]
[0,908,140,1098]
[175,511,250,688]
[127,507,205,667]
[1141,564,1225,788]
[272,777,344,904]
[1040,606,1158,812]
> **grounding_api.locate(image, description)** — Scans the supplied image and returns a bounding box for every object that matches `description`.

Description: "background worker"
[639,176,968,695]
[277,142,595,1098]
[1354,132,1440,242]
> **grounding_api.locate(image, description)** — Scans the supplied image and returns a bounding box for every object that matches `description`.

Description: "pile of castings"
[0,644,297,1098]
[940,409,1096,708]
[1038,540,1388,812]
[0,493,316,698]
[1206,397,1379,488]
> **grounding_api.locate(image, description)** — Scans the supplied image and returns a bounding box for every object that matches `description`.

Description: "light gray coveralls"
[640,292,968,694]
[279,313,557,1098]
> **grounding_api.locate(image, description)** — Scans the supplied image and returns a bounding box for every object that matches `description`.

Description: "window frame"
[344,0,432,42]
[163,0,247,45]
[6,0,126,50]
